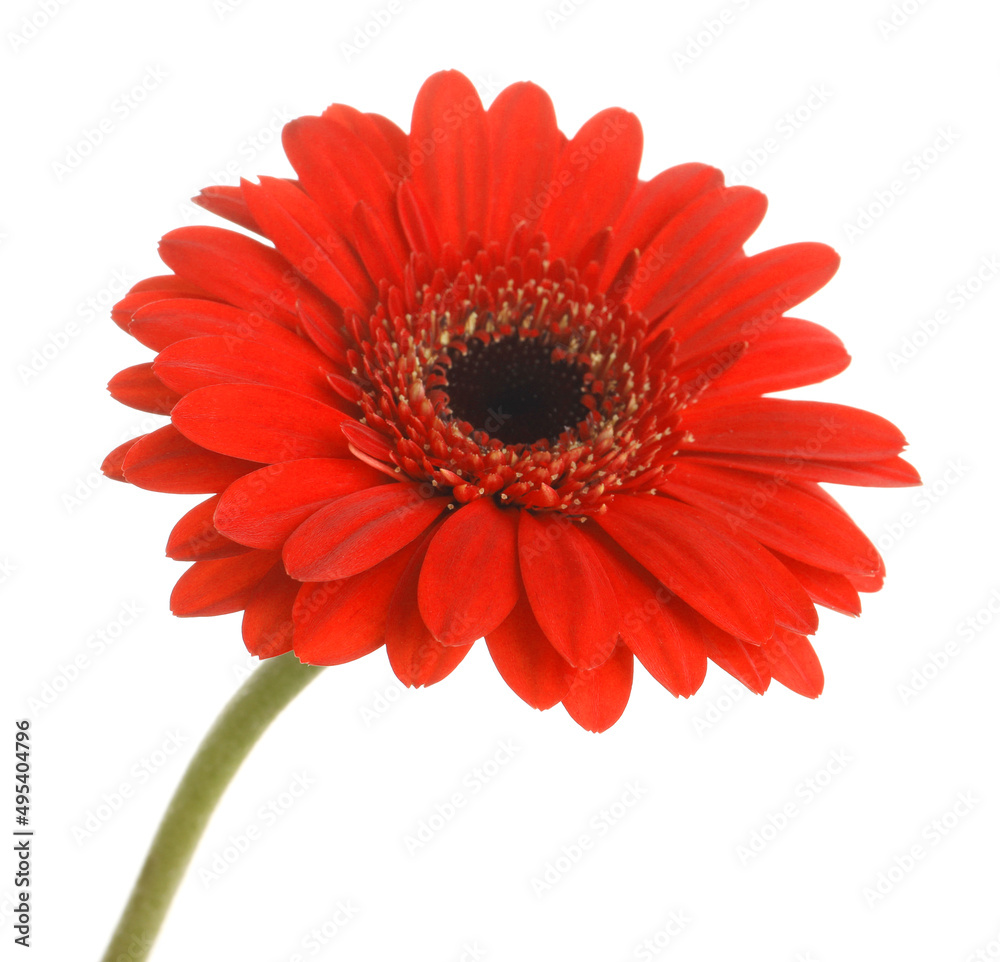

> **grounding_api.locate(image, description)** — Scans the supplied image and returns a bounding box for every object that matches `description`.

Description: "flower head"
[104,70,918,731]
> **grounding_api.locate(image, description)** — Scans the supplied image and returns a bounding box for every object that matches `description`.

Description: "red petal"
[101,436,140,482]
[158,226,328,329]
[485,592,576,710]
[763,629,824,697]
[679,317,850,399]
[771,552,862,617]
[112,275,214,333]
[562,643,634,732]
[702,626,771,694]
[602,164,724,285]
[680,451,922,488]
[122,425,260,494]
[587,531,707,697]
[627,186,768,318]
[193,184,264,234]
[485,81,562,244]
[409,71,489,245]
[575,226,612,272]
[282,483,448,582]
[240,176,374,314]
[661,461,882,578]
[320,104,409,178]
[214,458,387,550]
[107,363,182,414]
[340,420,397,463]
[242,563,300,658]
[538,108,643,262]
[418,498,520,647]
[518,512,619,669]
[166,495,250,561]
[598,495,775,644]
[682,512,819,635]
[292,544,419,665]
[351,201,408,289]
[848,568,885,594]
[153,335,345,406]
[396,180,442,259]
[170,550,278,617]
[660,242,840,345]
[129,297,319,355]
[386,530,473,687]
[171,383,352,463]
[282,113,404,242]
[682,398,908,461]
[290,299,350,364]
[125,274,209,295]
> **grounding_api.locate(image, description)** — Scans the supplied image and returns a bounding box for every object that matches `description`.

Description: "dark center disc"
[444,335,590,445]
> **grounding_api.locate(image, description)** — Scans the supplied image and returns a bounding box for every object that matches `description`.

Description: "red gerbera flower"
[103,70,919,731]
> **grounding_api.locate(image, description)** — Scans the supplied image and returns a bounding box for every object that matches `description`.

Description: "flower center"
[345,234,686,513]
[442,334,590,445]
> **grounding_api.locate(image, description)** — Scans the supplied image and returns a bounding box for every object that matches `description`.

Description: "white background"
[3,0,999,959]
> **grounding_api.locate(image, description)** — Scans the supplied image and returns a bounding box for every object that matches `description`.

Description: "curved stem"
[100,653,324,962]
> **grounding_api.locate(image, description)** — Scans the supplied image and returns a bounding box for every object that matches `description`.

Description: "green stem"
[100,653,324,962]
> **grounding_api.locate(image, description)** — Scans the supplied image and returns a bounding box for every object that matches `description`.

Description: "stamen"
[345,235,685,515]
